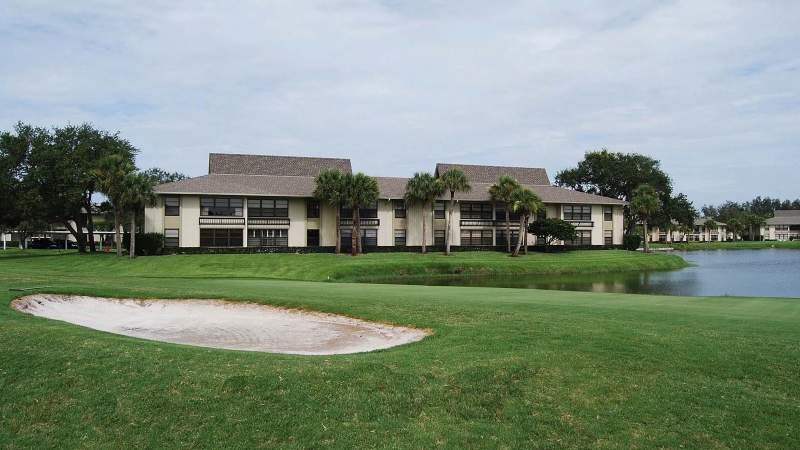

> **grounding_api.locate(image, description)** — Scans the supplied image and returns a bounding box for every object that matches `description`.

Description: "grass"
[652,240,800,251]
[1,250,799,449]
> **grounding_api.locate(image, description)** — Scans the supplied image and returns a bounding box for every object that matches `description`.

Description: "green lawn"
[652,240,800,251]
[1,251,798,449]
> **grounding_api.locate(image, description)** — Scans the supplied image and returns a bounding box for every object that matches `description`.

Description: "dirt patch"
[11,294,429,355]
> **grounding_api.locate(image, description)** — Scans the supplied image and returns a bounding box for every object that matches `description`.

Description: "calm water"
[379,249,800,298]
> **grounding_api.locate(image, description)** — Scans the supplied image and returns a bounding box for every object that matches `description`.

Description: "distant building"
[762,210,800,241]
[648,218,728,243]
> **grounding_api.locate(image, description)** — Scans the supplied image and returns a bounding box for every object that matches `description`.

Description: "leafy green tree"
[314,169,347,254]
[119,172,156,258]
[489,175,521,253]
[631,184,661,253]
[727,216,743,241]
[703,218,718,240]
[95,154,136,256]
[142,168,187,185]
[743,213,766,241]
[438,168,470,255]
[404,172,443,254]
[528,218,577,250]
[342,173,379,256]
[510,188,543,256]
[0,123,42,240]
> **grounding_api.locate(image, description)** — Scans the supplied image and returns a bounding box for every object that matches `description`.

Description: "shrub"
[122,232,164,256]
[623,234,642,251]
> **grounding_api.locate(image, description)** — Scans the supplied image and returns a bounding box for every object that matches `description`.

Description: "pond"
[378,249,800,298]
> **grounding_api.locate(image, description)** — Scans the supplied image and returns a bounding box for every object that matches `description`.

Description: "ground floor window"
[394,229,406,246]
[201,228,243,247]
[565,230,592,246]
[248,229,288,247]
[434,229,445,246]
[164,229,179,248]
[495,230,520,247]
[341,228,378,247]
[604,230,613,246]
[460,229,493,246]
[307,229,320,246]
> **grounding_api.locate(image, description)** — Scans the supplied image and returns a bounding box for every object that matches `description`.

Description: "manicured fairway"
[1,251,798,449]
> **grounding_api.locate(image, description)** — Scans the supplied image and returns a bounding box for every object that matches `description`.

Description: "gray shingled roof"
[375,177,409,199]
[449,183,626,205]
[155,174,318,197]
[208,153,351,176]
[766,210,800,225]
[435,163,550,185]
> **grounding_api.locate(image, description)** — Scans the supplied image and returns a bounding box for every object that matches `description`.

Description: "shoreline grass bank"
[653,240,800,251]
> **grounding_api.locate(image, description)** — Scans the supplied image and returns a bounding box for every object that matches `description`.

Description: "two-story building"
[144,153,626,249]
[762,210,800,241]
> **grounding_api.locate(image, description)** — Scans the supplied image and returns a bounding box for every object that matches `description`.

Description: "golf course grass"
[1,250,798,449]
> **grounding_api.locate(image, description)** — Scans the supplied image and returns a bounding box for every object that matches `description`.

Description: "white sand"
[11,294,428,355]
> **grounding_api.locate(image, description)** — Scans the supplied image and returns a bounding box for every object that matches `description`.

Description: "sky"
[1,0,798,206]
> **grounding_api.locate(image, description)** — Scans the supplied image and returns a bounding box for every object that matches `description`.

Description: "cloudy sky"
[1,1,798,205]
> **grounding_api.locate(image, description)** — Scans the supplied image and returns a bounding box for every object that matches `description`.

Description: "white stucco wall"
[287,198,306,247]
[144,197,164,234]
[180,196,200,247]
[377,200,393,246]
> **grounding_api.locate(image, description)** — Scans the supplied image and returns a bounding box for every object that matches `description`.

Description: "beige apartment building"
[761,210,800,241]
[144,154,626,249]
[647,218,729,243]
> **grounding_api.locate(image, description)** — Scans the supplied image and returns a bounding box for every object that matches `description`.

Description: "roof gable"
[435,163,550,185]
[208,153,352,176]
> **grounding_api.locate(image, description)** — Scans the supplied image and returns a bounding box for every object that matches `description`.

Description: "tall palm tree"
[94,154,135,256]
[313,169,346,254]
[510,188,543,256]
[631,184,660,253]
[489,175,521,253]
[342,173,379,256]
[439,168,470,256]
[120,172,156,259]
[404,172,443,254]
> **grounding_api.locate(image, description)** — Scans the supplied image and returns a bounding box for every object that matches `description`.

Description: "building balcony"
[460,219,494,227]
[247,217,291,226]
[199,217,245,226]
[565,220,594,228]
[339,218,380,227]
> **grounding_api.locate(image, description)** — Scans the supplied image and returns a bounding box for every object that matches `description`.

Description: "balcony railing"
[565,220,594,228]
[339,218,380,227]
[460,219,494,227]
[247,217,291,226]
[199,217,245,226]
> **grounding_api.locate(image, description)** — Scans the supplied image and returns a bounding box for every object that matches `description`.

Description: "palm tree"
[94,154,135,256]
[744,213,766,241]
[404,173,444,254]
[313,169,346,254]
[727,216,743,241]
[489,175,521,253]
[510,188,543,256]
[342,173,379,256]
[438,168,470,256]
[631,184,660,253]
[120,172,156,258]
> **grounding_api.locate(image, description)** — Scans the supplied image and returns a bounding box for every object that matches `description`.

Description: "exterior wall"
[612,206,624,245]
[180,196,201,247]
[287,198,306,246]
[405,203,432,246]
[319,203,337,246]
[144,197,164,234]
[377,200,393,246]
[447,200,461,246]
[590,205,604,244]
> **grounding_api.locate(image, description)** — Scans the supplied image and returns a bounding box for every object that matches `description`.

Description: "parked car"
[27,238,59,249]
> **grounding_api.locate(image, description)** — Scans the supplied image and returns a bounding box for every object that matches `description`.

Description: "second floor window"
[201,197,243,216]
[461,202,493,220]
[434,201,446,219]
[341,201,378,219]
[604,206,613,222]
[563,205,591,221]
[164,197,180,216]
[394,200,406,218]
[248,199,288,217]
[307,200,320,219]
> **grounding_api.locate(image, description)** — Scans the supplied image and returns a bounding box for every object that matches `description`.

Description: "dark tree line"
[701,197,800,240]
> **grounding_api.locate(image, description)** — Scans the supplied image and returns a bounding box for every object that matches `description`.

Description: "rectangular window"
[307,229,320,246]
[496,230,520,247]
[164,197,180,216]
[306,200,320,219]
[200,228,243,247]
[247,229,288,247]
[201,197,243,217]
[604,206,613,222]
[393,200,406,218]
[460,202,493,220]
[341,202,378,219]
[434,201,446,219]
[495,204,521,222]
[434,229,445,246]
[604,230,613,246]
[340,228,378,248]
[164,229,179,248]
[460,229,493,246]
[394,229,406,246]
[565,230,592,246]
[247,198,289,218]
[563,205,592,221]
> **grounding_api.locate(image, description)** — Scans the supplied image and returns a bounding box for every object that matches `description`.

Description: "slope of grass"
[652,240,800,250]
[0,252,798,448]
[0,249,687,282]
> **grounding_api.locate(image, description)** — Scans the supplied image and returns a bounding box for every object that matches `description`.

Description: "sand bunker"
[11,294,428,355]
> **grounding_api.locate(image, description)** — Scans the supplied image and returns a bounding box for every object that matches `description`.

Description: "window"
[394,200,406,218]
[496,230,520,247]
[434,230,445,246]
[248,198,288,218]
[460,229,493,246]
[495,204,521,222]
[434,201,446,219]
[461,202,493,220]
[536,209,547,222]
[394,229,406,246]
[201,197,243,216]
[604,230,613,246]
[164,229,179,248]
[604,206,613,222]
[341,228,377,247]
[200,229,243,247]
[565,230,592,246]
[248,229,288,247]
[563,205,592,221]
[307,229,320,246]
[164,197,180,216]
[341,202,378,219]
[306,200,320,219]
